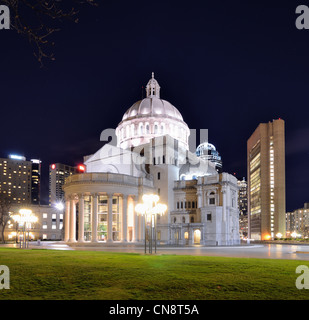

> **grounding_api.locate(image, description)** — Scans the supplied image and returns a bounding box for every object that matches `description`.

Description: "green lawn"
[0,248,309,300]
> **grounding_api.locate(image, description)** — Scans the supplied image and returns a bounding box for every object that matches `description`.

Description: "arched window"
[139,123,143,135]
[191,217,194,223]
[146,124,150,134]
[209,192,216,205]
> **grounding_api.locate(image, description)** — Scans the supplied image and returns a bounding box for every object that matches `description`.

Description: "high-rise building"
[0,155,32,204]
[238,177,248,238]
[238,177,247,216]
[49,163,79,206]
[31,159,41,204]
[0,155,42,205]
[247,119,286,240]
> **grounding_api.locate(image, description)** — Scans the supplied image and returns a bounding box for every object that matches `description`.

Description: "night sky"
[0,0,308,211]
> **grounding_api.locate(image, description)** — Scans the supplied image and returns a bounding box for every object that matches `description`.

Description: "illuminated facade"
[238,177,247,216]
[0,155,32,204]
[286,203,309,238]
[238,177,248,238]
[4,204,63,241]
[196,142,223,173]
[63,74,240,246]
[247,119,286,240]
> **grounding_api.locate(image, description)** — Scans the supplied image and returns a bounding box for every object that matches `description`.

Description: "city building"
[238,177,248,238]
[0,155,42,205]
[31,159,41,205]
[286,203,309,238]
[4,204,63,241]
[196,142,223,173]
[0,155,32,204]
[247,119,286,240]
[49,163,79,206]
[238,177,247,216]
[63,73,240,246]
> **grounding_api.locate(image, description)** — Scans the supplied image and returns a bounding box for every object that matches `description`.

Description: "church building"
[63,73,240,246]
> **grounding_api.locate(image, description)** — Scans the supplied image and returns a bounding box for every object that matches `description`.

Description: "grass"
[0,248,309,300]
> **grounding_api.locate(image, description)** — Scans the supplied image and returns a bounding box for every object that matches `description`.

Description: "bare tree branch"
[3,0,97,66]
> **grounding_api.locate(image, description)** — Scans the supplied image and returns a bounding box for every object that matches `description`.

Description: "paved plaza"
[2,241,309,261]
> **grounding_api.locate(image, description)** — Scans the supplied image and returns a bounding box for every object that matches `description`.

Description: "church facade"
[63,73,240,246]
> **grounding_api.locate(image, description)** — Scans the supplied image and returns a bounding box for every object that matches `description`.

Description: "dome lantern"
[146,72,161,98]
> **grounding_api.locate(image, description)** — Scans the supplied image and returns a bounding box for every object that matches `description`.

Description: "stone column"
[107,194,113,242]
[122,195,128,242]
[78,194,85,243]
[64,197,70,242]
[222,186,227,222]
[133,197,139,242]
[69,196,76,242]
[197,187,203,208]
[91,193,98,243]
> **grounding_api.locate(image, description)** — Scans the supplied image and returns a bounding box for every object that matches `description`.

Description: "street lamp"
[12,209,38,249]
[135,194,167,254]
[55,202,64,211]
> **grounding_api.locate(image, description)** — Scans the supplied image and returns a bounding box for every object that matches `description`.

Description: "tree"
[2,0,97,65]
[0,195,12,243]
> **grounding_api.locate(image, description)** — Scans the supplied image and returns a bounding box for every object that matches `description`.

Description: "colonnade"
[64,193,142,243]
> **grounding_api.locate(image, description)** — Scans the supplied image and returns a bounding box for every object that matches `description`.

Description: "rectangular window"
[157,172,160,180]
[207,213,212,221]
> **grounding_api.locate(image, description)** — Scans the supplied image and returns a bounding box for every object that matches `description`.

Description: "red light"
[78,165,85,172]
[51,164,56,170]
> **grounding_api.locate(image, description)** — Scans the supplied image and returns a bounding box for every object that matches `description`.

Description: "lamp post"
[12,209,38,249]
[135,194,167,254]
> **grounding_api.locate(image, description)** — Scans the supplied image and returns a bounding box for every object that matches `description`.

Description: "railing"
[65,172,153,187]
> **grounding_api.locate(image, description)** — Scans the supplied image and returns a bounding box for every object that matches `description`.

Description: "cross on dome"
[146,72,161,98]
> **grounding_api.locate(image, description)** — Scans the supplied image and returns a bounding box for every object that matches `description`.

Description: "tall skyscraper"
[31,159,41,204]
[237,177,248,216]
[49,163,80,205]
[238,177,248,239]
[247,119,286,240]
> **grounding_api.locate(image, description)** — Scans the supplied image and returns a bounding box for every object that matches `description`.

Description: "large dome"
[122,98,184,122]
[116,73,190,150]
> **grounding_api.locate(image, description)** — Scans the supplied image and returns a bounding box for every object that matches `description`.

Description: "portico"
[63,172,154,244]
